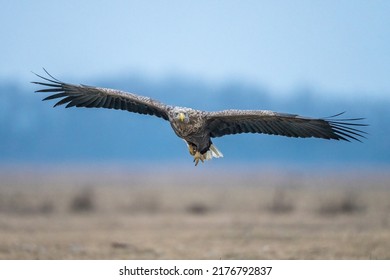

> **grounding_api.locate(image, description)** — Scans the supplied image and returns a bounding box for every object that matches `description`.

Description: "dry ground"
[0,165,389,259]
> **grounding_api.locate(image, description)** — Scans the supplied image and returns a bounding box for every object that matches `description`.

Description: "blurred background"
[0,1,389,259]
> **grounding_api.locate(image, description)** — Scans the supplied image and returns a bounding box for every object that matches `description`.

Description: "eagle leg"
[185,141,206,166]
[193,151,205,166]
[187,142,197,156]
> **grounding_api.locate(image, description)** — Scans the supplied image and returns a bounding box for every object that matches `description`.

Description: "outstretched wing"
[205,110,367,142]
[32,69,170,120]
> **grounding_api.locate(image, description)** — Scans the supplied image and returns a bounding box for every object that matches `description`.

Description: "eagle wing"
[205,110,366,142]
[32,70,170,120]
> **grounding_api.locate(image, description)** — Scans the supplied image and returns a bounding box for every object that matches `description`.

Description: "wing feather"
[55,96,74,107]
[32,69,170,120]
[42,93,66,100]
[206,110,367,142]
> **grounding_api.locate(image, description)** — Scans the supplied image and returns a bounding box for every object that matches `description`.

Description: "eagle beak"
[179,112,186,122]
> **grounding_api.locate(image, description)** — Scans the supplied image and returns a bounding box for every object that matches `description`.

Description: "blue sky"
[1,0,390,98]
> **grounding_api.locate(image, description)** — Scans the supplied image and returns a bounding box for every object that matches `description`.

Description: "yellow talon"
[193,151,205,166]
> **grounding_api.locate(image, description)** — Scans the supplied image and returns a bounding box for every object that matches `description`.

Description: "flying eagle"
[32,70,366,165]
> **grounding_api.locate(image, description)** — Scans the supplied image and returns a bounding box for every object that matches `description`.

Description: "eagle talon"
[193,151,204,166]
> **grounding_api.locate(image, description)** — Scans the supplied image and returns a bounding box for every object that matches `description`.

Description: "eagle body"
[168,108,209,148]
[32,70,367,165]
[168,107,205,138]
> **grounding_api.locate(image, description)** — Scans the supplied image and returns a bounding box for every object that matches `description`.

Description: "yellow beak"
[179,112,186,122]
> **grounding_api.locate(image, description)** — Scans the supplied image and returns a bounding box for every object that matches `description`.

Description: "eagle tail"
[205,144,224,160]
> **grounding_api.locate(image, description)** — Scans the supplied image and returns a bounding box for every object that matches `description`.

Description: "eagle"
[32,70,366,165]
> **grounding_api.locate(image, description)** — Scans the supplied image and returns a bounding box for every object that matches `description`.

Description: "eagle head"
[171,108,190,124]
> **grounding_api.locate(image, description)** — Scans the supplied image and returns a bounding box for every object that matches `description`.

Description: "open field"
[0,165,389,259]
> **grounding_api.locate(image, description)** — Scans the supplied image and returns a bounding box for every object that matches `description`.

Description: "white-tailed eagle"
[32,70,367,165]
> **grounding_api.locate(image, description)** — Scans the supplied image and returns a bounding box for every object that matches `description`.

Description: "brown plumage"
[32,69,367,165]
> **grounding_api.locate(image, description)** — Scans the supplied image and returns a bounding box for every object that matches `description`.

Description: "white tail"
[205,144,224,160]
